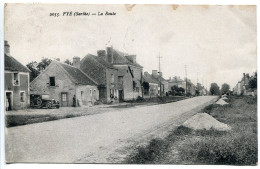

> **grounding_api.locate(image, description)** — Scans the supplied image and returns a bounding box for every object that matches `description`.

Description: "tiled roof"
[84,54,115,69]
[57,61,97,86]
[112,49,143,68]
[5,54,31,72]
[152,76,166,82]
[168,77,184,83]
[143,73,159,84]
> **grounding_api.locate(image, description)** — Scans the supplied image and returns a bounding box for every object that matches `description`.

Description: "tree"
[210,83,220,95]
[36,58,52,72]
[142,82,150,94]
[221,83,230,94]
[249,72,257,89]
[64,59,73,65]
[178,87,185,93]
[171,85,179,92]
[171,85,185,96]
[26,57,52,81]
[26,61,40,82]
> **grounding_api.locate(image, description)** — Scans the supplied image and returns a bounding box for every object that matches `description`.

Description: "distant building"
[151,70,169,96]
[5,40,31,110]
[233,73,254,96]
[184,78,196,96]
[143,72,159,97]
[30,60,99,107]
[168,76,185,90]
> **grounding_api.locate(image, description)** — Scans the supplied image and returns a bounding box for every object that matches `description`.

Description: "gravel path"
[5,96,218,163]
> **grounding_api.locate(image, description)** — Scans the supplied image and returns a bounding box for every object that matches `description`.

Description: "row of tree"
[210,72,257,95]
[209,83,230,95]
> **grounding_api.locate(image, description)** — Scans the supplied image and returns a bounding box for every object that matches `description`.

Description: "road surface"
[5,96,218,163]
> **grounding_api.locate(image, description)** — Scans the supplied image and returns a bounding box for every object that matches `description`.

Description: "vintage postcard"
[4,4,257,165]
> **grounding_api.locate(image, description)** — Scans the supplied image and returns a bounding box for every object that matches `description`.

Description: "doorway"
[119,90,124,102]
[5,92,12,111]
[61,92,68,106]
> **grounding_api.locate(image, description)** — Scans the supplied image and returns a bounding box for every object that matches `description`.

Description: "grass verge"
[5,113,83,128]
[124,96,257,165]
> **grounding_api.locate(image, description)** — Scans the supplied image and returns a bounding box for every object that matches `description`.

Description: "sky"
[4,4,257,89]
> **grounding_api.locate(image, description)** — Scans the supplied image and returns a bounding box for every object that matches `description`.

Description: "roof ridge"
[56,60,98,85]
[5,54,31,72]
[78,68,99,85]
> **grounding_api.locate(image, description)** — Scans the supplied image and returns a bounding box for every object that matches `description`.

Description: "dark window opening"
[50,77,55,86]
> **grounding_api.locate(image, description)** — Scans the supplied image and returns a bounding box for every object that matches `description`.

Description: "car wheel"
[46,102,52,109]
[36,98,42,106]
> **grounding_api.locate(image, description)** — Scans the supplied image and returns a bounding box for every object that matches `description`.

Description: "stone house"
[150,70,169,96]
[5,40,31,110]
[80,53,119,103]
[168,76,185,91]
[240,73,250,95]
[233,73,251,96]
[143,72,159,97]
[233,82,242,95]
[184,78,196,96]
[196,83,207,96]
[30,60,99,107]
[96,47,143,101]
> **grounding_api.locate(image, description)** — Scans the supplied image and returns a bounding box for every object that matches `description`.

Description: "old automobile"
[30,94,60,109]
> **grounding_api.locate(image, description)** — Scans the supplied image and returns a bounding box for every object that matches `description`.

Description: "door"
[6,92,12,111]
[119,90,124,102]
[61,92,68,107]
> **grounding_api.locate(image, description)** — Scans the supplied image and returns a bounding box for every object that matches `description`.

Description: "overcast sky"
[5,4,256,89]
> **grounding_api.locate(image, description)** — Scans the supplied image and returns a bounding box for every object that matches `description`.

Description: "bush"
[136,96,144,101]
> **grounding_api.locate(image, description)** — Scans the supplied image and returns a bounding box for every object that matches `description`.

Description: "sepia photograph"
[2,3,258,165]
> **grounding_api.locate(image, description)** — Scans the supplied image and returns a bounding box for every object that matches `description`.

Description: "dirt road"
[5,96,218,163]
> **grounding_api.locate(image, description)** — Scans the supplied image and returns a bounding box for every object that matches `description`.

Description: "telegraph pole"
[197,72,199,85]
[157,53,162,97]
[185,65,187,96]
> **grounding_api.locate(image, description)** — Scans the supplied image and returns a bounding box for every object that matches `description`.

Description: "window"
[13,73,20,86]
[20,92,25,102]
[62,93,67,101]
[111,74,114,84]
[136,87,139,92]
[81,91,84,99]
[90,89,92,96]
[93,89,96,100]
[49,77,55,86]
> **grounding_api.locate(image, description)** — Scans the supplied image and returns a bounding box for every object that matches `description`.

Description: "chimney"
[126,55,136,64]
[73,56,81,69]
[144,71,149,76]
[159,72,163,78]
[5,40,10,55]
[152,70,158,78]
[107,47,114,63]
[97,50,107,61]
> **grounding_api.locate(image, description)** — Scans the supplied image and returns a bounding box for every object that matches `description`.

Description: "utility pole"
[197,72,199,85]
[206,79,208,95]
[157,53,162,97]
[185,65,187,96]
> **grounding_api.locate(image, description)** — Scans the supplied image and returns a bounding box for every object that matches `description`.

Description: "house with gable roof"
[30,58,99,107]
[80,52,119,103]
[98,47,143,101]
[5,40,31,110]
[143,71,159,97]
